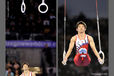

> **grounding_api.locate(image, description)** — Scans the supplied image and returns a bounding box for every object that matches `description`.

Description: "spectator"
[10,20,15,26]
[13,62,20,70]
[14,70,20,76]
[43,18,50,26]
[6,61,13,69]
[6,28,10,35]
[6,67,14,76]
[49,13,56,20]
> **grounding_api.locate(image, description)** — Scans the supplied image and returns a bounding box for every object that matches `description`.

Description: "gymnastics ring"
[99,50,105,64]
[96,0,105,65]
[21,0,26,13]
[38,0,48,13]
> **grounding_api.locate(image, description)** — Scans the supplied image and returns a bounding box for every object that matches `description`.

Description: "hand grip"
[98,50,105,64]
[62,50,67,65]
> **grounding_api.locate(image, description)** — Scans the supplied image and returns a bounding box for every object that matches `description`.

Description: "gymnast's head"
[76,21,87,33]
[22,63,29,71]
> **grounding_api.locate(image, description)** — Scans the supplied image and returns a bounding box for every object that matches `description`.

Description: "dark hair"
[76,21,87,29]
[22,63,29,68]
[7,67,12,70]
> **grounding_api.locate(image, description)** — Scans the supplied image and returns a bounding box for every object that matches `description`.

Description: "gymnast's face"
[22,64,29,71]
[76,24,86,33]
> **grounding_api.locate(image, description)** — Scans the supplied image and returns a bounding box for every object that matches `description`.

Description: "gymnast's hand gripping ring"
[38,0,48,13]
[21,0,26,13]
[62,50,67,65]
[98,50,105,64]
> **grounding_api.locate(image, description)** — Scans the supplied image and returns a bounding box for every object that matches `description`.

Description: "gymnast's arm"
[88,35,101,60]
[64,36,75,60]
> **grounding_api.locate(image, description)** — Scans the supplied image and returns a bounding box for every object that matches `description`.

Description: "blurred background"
[6,0,56,76]
[58,0,108,76]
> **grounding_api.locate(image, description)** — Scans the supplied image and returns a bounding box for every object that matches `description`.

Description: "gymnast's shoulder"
[87,34,94,41]
[70,35,77,42]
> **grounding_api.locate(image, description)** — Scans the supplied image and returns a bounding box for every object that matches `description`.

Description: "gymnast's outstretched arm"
[64,36,76,60]
[88,35,102,61]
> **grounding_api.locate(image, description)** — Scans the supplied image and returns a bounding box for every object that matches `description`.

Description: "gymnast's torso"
[75,34,89,54]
